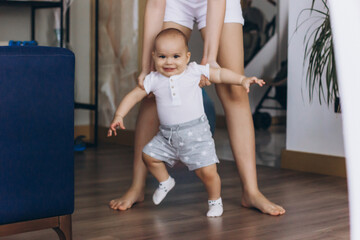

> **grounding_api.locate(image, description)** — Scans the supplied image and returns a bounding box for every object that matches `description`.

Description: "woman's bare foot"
[241,191,286,216]
[109,188,145,211]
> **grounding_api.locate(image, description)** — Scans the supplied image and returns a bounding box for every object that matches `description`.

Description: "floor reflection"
[214,125,286,168]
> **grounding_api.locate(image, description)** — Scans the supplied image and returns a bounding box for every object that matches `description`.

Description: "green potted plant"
[297,0,339,111]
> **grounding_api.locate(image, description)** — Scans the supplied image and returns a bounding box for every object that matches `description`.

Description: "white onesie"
[143,62,210,125]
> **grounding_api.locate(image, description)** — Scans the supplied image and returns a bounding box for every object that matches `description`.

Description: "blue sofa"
[0,46,74,239]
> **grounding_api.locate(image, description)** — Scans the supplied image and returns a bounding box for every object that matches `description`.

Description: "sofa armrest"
[0,46,75,225]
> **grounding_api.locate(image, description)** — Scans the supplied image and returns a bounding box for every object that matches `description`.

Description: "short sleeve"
[188,62,210,81]
[198,63,210,79]
[143,72,156,94]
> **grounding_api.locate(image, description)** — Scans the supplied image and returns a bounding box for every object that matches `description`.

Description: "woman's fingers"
[137,72,147,90]
[199,75,206,87]
[138,77,145,90]
[199,75,211,88]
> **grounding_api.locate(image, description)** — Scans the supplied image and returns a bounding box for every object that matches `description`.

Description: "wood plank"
[0,217,58,237]
[281,149,347,177]
[53,215,72,240]
[2,144,349,240]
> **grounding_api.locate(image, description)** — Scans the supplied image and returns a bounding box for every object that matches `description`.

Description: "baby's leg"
[142,153,175,205]
[142,152,170,182]
[195,164,223,217]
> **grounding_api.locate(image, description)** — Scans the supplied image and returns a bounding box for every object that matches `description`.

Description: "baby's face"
[152,36,190,78]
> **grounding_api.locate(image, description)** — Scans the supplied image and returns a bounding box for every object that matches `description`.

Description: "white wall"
[328,1,360,238]
[71,1,92,126]
[188,28,275,116]
[0,6,50,44]
[0,2,91,127]
[252,0,276,22]
[245,34,279,114]
[0,7,29,41]
[287,0,344,157]
[277,0,289,64]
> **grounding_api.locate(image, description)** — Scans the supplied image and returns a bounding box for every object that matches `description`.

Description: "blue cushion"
[0,46,74,224]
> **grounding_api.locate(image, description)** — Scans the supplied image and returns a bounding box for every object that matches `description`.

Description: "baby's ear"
[186,51,191,63]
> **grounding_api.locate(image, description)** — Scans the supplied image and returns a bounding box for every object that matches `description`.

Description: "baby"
[108,28,265,217]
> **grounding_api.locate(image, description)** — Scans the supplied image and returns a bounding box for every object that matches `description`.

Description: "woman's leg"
[109,97,159,210]
[201,23,285,215]
[109,22,191,211]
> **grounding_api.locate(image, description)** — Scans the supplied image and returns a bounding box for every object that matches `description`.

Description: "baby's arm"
[107,87,148,137]
[209,67,265,93]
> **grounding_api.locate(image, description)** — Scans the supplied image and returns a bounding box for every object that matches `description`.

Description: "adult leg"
[109,97,159,210]
[201,23,285,215]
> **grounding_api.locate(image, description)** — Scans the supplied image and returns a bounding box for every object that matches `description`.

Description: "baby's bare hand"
[107,115,125,137]
[242,77,266,93]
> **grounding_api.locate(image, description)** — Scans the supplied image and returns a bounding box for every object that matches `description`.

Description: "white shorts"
[164,0,245,30]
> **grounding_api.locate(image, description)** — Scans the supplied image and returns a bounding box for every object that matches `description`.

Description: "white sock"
[152,176,175,205]
[207,197,223,217]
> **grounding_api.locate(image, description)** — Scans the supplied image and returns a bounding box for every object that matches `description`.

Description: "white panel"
[328,1,360,238]
[71,0,92,126]
[287,0,344,157]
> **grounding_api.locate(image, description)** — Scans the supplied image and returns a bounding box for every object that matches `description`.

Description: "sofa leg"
[53,215,72,240]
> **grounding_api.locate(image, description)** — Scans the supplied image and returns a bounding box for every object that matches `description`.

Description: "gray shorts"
[143,115,219,171]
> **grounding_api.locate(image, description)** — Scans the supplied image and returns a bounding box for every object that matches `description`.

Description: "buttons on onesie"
[169,77,181,105]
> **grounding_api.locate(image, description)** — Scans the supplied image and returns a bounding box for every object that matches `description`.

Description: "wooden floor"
[3,144,349,240]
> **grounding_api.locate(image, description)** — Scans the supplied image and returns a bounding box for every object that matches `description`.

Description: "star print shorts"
[143,115,219,171]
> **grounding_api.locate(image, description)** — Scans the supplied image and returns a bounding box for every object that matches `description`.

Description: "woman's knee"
[216,84,248,103]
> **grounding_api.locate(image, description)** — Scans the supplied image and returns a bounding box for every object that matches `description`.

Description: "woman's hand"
[207,60,220,69]
[137,71,148,90]
[199,59,221,87]
[199,75,211,88]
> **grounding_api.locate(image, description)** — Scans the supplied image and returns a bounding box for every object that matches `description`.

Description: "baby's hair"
[154,28,189,51]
